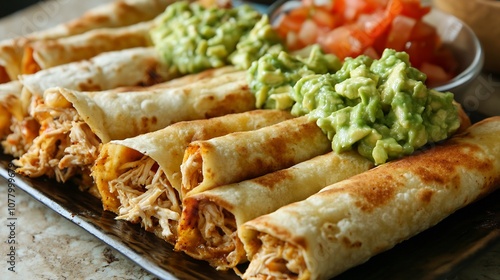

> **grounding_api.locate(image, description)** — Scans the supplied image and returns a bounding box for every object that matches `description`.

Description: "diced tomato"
[273,0,456,84]
[379,0,403,31]
[298,19,320,46]
[312,6,338,29]
[400,0,430,20]
[405,39,436,68]
[420,62,451,86]
[409,20,437,41]
[385,15,416,50]
[342,0,381,22]
[363,47,380,59]
[332,0,346,15]
[386,0,403,17]
[430,46,459,75]
[372,25,390,54]
[275,13,304,38]
[285,31,302,51]
[288,6,310,22]
[356,10,388,37]
[319,25,373,60]
[356,0,403,39]
[404,20,439,67]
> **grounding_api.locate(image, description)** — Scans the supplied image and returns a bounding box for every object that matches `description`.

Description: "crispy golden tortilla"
[52,70,253,143]
[0,81,23,139]
[241,116,500,280]
[176,151,374,270]
[21,21,155,74]
[14,69,254,185]
[92,110,293,243]
[0,0,176,81]
[2,47,172,157]
[180,116,332,197]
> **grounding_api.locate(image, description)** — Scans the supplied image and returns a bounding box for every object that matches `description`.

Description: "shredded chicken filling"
[243,233,308,280]
[195,201,243,270]
[110,156,182,242]
[14,100,100,184]
[181,148,204,193]
[2,95,41,157]
[2,116,40,157]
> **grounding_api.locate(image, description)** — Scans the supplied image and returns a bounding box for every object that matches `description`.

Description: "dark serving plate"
[1,148,499,280]
[1,1,499,279]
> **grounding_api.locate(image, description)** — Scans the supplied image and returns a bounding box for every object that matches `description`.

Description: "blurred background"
[1,0,43,18]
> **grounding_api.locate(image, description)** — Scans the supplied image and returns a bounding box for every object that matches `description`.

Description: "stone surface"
[0,0,499,279]
[0,181,159,279]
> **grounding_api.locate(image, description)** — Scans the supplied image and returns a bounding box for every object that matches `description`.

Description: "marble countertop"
[0,1,499,279]
[0,180,158,279]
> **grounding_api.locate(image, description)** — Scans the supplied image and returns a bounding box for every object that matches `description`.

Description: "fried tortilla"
[174,104,471,269]
[0,81,23,139]
[21,21,155,74]
[2,47,172,157]
[92,110,293,243]
[241,116,500,280]
[0,0,175,81]
[19,47,170,104]
[180,116,332,197]
[13,69,253,191]
[175,151,374,270]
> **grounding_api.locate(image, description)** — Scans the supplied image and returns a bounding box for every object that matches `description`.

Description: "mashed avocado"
[292,49,460,164]
[229,15,285,70]
[150,1,283,74]
[247,45,341,109]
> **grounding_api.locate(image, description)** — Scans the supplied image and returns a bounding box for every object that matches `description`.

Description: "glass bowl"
[267,1,484,100]
[433,0,500,75]
[427,9,484,98]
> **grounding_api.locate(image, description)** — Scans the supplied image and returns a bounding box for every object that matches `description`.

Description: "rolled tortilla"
[22,20,155,74]
[92,110,293,243]
[175,151,374,270]
[2,47,173,157]
[0,81,23,139]
[52,70,253,143]
[0,0,175,81]
[26,0,174,40]
[241,116,500,280]
[0,38,31,83]
[180,116,332,197]
[14,69,254,188]
[20,47,171,111]
[19,49,232,111]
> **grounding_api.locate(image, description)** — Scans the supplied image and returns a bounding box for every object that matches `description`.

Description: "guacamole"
[150,1,284,75]
[150,1,260,74]
[229,15,285,70]
[247,45,341,109]
[249,48,460,165]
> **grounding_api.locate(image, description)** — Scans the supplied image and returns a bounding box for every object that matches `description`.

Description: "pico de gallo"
[273,0,458,86]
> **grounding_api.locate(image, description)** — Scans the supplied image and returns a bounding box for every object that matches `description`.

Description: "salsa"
[273,0,458,86]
